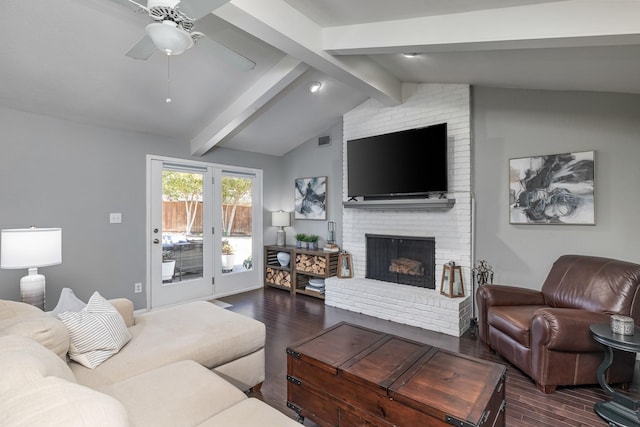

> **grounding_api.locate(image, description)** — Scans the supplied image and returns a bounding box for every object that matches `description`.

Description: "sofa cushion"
[0,300,69,359]
[108,298,135,328]
[71,301,265,388]
[0,376,129,427]
[58,292,132,369]
[197,398,302,427]
[0,335,76,395]
[98,360,247,427]
[50,288,86,317]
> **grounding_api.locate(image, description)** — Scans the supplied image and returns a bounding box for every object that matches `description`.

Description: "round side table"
[590,323,640,427]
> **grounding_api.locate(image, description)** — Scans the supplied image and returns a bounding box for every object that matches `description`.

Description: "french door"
[214,169,262,296]
[147,156,262,309]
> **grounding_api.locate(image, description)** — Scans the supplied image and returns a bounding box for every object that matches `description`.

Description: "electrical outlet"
[134,282,142,293]
[110,213,122,224]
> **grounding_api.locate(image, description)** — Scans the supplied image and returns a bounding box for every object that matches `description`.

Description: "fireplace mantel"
[343,198,455,210]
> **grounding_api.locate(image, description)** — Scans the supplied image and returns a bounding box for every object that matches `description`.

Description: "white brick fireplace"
[325,83,472,337]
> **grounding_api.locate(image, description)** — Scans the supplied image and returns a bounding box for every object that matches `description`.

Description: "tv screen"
[347,123,448,199]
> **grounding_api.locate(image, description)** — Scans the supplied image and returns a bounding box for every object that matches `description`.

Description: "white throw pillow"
[50,288,86,317]
[57,292,131,369]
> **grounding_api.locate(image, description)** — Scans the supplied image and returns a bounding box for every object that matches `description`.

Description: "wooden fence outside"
[162,202,252,235]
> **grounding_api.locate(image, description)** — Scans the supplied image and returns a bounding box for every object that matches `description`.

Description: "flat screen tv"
[347,123,448,199]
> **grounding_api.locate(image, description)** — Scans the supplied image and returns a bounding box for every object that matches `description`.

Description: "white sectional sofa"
[0,298,299,426]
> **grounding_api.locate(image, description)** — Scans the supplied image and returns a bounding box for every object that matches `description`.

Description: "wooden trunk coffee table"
[287,322,506,427]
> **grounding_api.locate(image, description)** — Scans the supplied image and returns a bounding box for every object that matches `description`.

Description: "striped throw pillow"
[58,292,131,369]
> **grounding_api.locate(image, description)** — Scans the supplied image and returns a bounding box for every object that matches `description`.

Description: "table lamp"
[271,211,290,246]
[0,227,62,310]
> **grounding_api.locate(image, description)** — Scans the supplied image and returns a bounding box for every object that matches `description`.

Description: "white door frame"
[145,155,264,309]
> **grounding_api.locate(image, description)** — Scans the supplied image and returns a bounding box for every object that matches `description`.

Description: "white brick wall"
[325,83,472,337]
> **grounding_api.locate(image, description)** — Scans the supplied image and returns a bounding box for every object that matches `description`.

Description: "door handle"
[153,239,160,244]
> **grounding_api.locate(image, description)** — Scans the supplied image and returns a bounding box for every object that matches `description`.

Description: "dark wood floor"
[220,287,616,426]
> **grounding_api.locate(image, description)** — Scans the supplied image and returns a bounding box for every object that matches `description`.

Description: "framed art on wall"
[509,151,595,225]
[294,176,327,220]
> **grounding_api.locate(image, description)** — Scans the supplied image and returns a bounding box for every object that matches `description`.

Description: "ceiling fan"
[109,0,255,71]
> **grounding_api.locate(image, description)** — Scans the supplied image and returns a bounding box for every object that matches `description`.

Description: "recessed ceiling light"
[402,53,419,58]
[309,81,322,93]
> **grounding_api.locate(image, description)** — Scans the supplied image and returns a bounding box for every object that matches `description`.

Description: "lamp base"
[20,267,45,310]
[276,228,286,246]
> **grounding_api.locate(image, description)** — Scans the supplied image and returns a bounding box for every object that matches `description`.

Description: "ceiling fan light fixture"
[145,21,194,56]
[309,81,322,93]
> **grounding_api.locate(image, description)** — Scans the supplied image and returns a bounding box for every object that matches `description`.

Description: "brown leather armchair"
[477,254,640,393]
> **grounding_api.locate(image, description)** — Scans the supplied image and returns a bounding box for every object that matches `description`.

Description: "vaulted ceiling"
[2,0,639,156]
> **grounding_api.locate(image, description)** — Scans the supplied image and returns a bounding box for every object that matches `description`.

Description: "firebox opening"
[366,234,435,289]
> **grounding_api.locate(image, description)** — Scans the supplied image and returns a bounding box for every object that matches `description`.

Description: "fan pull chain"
[166,53,172,103]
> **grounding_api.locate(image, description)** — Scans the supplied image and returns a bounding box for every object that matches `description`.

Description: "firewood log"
[389,258,424,276]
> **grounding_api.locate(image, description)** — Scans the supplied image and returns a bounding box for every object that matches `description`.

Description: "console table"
[590,323,640,427]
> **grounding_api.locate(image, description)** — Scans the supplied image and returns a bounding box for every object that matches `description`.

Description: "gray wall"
[473,87,640,289]
[0,107,283,309]
[280,120,344,247]
[5,87,639,308]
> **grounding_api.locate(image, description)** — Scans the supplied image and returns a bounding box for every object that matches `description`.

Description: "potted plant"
[295,233,307,248]
[162,251,176,282]
[307,234,319,250]
[243,256,253,270]
[221,239,235,272]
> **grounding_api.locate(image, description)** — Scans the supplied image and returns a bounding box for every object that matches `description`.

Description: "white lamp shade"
[1,228,62,269]
[145,21,194,55]
[271,211,290,227]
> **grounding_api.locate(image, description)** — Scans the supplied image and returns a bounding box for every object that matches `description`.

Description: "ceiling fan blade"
[200,36,256,71]
[176,0,230,21]
[126,35,157,60]
[107,0,148,13]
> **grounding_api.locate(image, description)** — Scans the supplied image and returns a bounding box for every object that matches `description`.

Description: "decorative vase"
[308,242,318,250]
[277,252,291,267]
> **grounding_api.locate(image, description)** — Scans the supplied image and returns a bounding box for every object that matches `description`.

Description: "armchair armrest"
[108,298,135,327]
[477,284,546,307]
[531,308,610,352]
[476,284,546,345]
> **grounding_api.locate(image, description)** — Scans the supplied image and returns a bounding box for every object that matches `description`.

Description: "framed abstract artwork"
[509,151,595,225]
[294,176,327,220]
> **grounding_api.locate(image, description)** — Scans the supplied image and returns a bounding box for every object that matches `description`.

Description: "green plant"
[307,234,319,243]
[222,239,234,255]
[295,233,307,242]
[243,256,253,270]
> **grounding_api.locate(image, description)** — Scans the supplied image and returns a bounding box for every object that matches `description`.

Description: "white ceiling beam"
[323,0,640,55]
[190,55,309,156]
[214,0,402,106]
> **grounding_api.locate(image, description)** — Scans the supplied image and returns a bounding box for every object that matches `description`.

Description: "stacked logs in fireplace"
[366,234,435,289]
[389,258,424,276]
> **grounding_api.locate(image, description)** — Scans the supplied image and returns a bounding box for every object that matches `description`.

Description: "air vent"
[318,136,331,147]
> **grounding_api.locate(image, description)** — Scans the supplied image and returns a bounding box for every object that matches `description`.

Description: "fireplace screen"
[366,234,435,288]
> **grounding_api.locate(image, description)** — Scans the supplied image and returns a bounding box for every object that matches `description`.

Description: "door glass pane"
[162,170,204,283]
[221,175,253,274]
